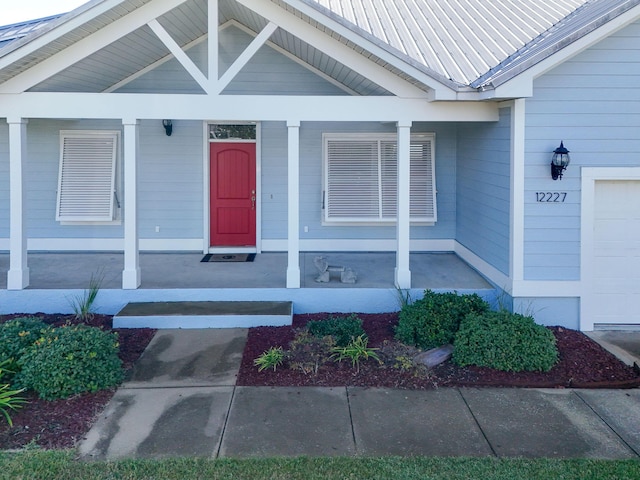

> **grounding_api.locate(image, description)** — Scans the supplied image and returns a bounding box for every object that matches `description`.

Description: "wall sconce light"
[551,141,570,180]
[162,119,173,136]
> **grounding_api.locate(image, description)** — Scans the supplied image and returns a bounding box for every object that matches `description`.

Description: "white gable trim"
[233,0,431,99]
[147,19,210,93]
[0,0,190,94]
[279,0,459,99]
[216,22,278,94]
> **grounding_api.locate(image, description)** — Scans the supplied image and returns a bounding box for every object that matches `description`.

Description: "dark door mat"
[201,253,256,262]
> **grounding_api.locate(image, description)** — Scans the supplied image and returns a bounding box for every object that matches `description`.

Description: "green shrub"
[0,317,48,377]
[16,325,123,400]
[330,334,381,373]
[254,347,285,372]
[306,314,365,347]
[395,290,489,350]
[453,311,559,372]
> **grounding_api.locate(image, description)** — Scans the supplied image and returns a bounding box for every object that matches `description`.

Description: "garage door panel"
[591,180,640,326]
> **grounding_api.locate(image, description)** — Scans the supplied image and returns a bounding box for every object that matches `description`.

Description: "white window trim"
[57,130,121,224]
[322,132,437,225]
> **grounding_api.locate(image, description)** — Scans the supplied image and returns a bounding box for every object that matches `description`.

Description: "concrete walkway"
[78,329,640,460]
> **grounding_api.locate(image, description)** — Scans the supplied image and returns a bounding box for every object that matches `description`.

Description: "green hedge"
[16,325,123,400]
[453,311,559,372]
[0,317,48,379]
[395,290,489,350]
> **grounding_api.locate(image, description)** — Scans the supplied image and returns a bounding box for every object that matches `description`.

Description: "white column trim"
[147,19,210,93]
[510,99,525,290]
[7,118,29,290]
[394,120,412,289]
[216,22,278,93]
[286,120,301,288]
[208,0,219,84]
[122,119,141,289]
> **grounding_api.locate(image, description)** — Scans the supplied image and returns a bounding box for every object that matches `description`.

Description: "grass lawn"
[1,451,639,479]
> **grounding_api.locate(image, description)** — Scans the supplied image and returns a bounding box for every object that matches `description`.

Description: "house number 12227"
[535,192,567,203]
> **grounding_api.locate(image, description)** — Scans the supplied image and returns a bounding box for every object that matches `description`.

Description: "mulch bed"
[0,311,638,450]
[236,313,640,390]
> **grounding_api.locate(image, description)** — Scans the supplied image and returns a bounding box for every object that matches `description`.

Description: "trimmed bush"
[306,314,366,347]
[16,325,123,400]
[0,317,48,378]
[453,311,559,372]
[395,290,489,350]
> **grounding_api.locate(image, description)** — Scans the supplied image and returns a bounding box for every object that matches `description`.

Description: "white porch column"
[7,118,29,290]
[286,120,301,288]
[395,120,412,289]
[122,119,141,289]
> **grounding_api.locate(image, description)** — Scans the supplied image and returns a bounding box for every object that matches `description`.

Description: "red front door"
[210,143,256,247]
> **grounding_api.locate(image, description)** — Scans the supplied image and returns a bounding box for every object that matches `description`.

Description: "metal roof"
[0,0,638,95]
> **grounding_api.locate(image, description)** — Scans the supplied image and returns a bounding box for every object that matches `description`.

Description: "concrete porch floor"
[0,252,492,291]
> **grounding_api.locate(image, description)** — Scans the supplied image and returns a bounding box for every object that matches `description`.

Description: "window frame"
[56,130,121,224]
[322,132,437,225]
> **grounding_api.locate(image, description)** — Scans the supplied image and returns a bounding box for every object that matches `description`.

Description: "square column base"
[394,267,411,290]
[7,268,29,290]
[286,268,300,288]
[122,268,141,290]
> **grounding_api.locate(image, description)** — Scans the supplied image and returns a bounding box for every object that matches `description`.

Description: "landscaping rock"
[414,344,454,368]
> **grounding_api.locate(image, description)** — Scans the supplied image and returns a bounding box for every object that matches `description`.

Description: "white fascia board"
[0,92,499,122]
[0,0,190,94]
[233,0,433,99]
[486,4,640,99]
[279,0,458,100]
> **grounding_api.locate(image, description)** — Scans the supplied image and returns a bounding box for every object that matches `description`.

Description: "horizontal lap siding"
[524,20,640,281]
[456,108,511,275]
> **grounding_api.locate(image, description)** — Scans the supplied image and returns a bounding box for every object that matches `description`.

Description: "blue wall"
[456,108,511,275]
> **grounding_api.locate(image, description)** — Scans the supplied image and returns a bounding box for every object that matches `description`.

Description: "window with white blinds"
[56,131,119,222]
[323,133,436,223]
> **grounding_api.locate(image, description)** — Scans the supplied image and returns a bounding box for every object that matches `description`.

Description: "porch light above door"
[162,119,173,136]
[551,141,570,180]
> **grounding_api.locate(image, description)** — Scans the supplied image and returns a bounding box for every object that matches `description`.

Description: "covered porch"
[0,251,497,316]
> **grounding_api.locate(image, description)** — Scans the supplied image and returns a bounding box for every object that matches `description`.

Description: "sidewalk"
[78,328,640,460]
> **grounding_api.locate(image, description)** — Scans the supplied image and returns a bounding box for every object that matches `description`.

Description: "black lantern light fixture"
[551,141,570,180]
[162,119,173,136]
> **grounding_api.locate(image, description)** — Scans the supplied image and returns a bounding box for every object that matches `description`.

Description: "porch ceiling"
[0,0,408,96]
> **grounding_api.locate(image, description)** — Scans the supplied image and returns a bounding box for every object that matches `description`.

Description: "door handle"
[251,196,256,209]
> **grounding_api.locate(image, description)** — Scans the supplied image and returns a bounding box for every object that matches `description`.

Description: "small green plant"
[0,359,26,427]
[254,347,285,372]
[306,314,365,347]
[331,334,381,373]
[395,290,490,350]
[286,330,336,375]
[69,270,103,322]
[16,325,123,400]
[0,317,48,379]
[453,310,559,372]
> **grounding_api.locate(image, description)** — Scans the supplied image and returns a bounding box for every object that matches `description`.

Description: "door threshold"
[208,247,257,254]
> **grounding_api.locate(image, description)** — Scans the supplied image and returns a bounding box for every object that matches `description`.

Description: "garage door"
[590,180,640,327]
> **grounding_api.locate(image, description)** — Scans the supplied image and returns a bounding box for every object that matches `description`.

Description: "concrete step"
[113,300,293,329]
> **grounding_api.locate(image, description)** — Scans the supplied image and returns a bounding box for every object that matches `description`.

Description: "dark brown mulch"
[236,312,640,390]
[1,311,638,450]
[0,314,156,450]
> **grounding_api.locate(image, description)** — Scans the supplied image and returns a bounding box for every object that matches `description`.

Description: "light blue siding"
[513,297,580,330]
[118,25,346,95]
[524,20,640,281]
[0,123,7,238]
[456,108,511,275]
